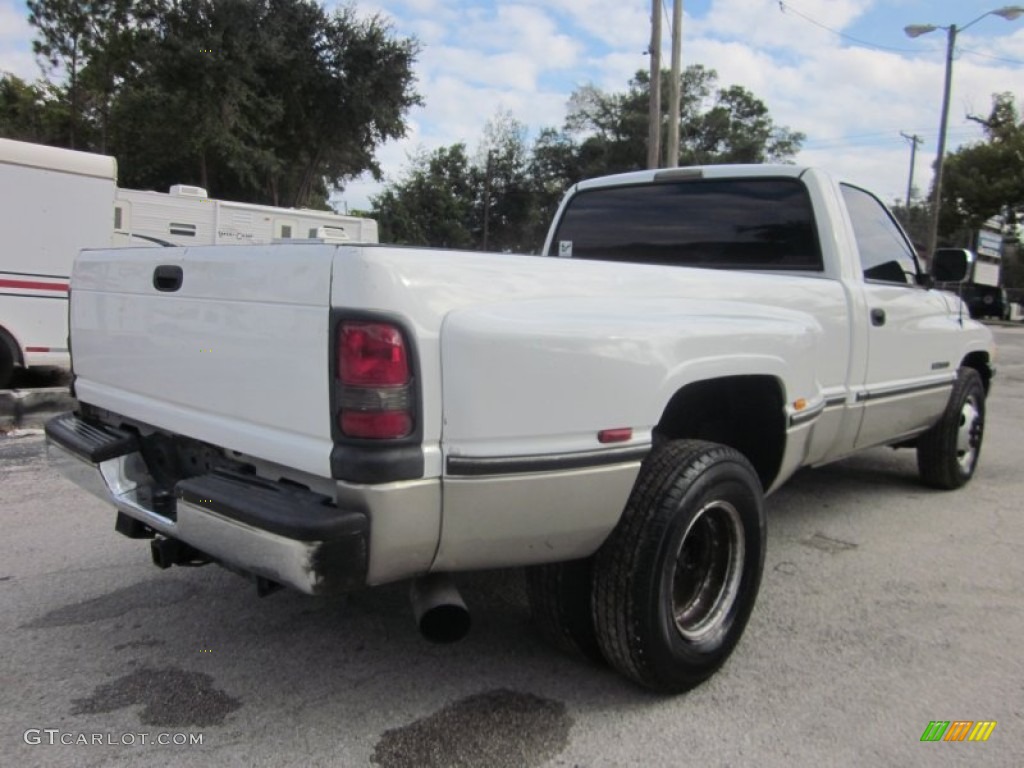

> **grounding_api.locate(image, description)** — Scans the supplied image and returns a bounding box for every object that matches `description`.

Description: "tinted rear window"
[548,178,822,270]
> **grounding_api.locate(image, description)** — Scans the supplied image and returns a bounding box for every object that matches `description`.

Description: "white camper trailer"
[113,185,378,247]
[1,138,379,388]
[0,138,117,388]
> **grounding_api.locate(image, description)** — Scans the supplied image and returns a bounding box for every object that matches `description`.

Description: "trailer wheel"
[526,558,604,664]
[0,338,15,389]
[917,368,985,490]
[592,440,765,693]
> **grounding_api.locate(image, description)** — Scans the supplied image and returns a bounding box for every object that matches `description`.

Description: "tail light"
[337,321,414,439]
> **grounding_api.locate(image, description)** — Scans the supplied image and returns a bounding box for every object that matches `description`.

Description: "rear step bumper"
[45,411,368,594]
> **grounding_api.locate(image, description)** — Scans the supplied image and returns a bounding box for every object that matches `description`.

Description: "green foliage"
[562,66,804,171]
[0,74,69,144]
[373,113,553,252]
[474,111,537,253]
[26,0,92,147]
[372,67,805,253]
[11,0,420,208]
[938,93,1024,237]
[373,144,477,248]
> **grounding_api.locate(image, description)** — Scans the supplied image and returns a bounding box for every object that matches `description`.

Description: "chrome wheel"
[956,394,982,473]
[671,500,745,643]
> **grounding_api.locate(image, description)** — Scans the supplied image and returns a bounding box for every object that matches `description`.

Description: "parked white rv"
[114,185,378,247]
[1,137,379,387]
[0,138,117,388]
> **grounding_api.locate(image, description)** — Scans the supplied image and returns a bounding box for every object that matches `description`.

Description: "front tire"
[592,440,765,693]
[916,367,985,489]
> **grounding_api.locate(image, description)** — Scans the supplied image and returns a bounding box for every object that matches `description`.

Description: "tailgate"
[70,244,336,477]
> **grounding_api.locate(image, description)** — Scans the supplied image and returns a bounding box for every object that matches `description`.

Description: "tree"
[372,67,805,253]
[372,144,477,248]
[27,0,94,147]
[528,127,582,246]
[564,66,804,174]
[473,111,535,252]
[372,112,541,252]
[681,83,804,165]
[0,74,69,144]
[78,0,161,153]
[110,0,269,196]
[20,0,421,209]
[938,93,1024,237]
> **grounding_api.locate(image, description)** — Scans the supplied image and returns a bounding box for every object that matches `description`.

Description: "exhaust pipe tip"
[410,573,471,643]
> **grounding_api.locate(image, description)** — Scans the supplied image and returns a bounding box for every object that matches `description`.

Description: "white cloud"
[693,0,874,53]
[328,0,1024,213]
[538,0,649,51]
[588,50,650,91]
[674,3,1022,205]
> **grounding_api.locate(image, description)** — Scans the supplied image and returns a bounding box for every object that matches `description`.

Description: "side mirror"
[931,248,971,283]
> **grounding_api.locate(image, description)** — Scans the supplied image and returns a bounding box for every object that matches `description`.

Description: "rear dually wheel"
[591,440,766,693]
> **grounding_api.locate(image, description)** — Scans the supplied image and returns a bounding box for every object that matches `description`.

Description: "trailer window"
[275,219,296,239]
[548,178,822,270]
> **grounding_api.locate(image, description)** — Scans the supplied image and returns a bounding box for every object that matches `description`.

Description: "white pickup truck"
[46,165,994,693]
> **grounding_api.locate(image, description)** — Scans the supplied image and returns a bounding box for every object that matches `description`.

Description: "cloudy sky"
[2,0,1022,213]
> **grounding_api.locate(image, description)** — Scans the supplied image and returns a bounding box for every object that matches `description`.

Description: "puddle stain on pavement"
[801,532,858,554]
[372,689,571,768]
[22,580,196,628]
[70,666,241,727]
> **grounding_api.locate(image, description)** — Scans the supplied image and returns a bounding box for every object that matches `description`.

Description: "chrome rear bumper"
[45,412,368,595]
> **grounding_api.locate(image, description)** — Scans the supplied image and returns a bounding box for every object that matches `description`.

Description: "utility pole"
[666,0,683,167]
[926,24,957,257]
[482,150,493,251]
[900,131,924,207]
[646,0,662,169]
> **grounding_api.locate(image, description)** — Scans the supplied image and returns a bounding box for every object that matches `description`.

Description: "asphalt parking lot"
[2,326,1023,767]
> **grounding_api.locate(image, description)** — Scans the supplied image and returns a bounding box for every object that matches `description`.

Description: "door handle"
[870,308,886,327]
[153,265,183,292]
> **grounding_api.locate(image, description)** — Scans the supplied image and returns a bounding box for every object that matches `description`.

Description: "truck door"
[841,184,958,449]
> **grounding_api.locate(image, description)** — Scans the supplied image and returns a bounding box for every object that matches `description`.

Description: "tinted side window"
[840,184,918,284]
[548,178,822,270]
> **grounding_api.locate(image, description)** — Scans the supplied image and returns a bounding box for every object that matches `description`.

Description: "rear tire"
[526,558,604,663]
[592,440,765,693]
[916,367,985,490]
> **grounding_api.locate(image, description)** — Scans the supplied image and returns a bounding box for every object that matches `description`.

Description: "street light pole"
[905,6,1024,257]
[926,24,957,258]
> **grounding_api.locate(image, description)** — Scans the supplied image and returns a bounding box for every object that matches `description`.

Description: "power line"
[777,1,920,53]
[778,1,1024,64]
[800,129,980,150]
[957,47,1024,66]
